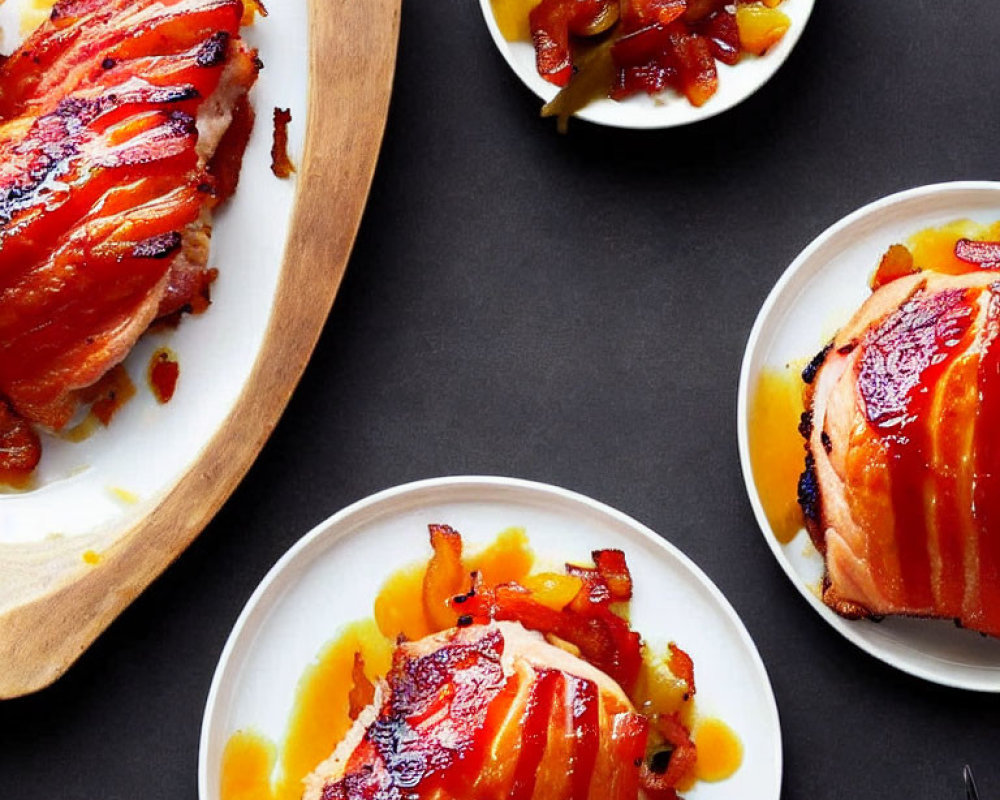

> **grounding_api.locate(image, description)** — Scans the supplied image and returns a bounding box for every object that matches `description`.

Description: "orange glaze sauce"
[490,0,536,41]
[748,363,807,544]
[220,620,391,800]
[221,528,743,798]
[374,525,533,641]
[148,347,179,404]
[693,718,743,782]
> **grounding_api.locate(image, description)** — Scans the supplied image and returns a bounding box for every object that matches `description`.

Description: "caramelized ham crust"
[0,0,259,432]
[305,622,649,800]
[802,269,1000,635]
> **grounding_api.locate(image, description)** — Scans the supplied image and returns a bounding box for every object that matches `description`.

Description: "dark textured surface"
[2,1,999,798]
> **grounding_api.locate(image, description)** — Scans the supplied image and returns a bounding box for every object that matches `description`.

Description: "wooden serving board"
[0,0,402,698]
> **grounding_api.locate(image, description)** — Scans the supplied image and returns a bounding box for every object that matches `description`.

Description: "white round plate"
[199,476,781,800]
[738,181,1000,691]
[479,0,814,130]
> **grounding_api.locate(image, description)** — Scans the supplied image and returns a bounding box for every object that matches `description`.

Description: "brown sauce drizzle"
[270,107,295,178]
[78,364,136,427]
[148,348,179,404]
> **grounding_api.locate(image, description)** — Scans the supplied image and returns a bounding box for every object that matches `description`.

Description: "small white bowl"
[738,181,1000,691]
[479,0,815,129]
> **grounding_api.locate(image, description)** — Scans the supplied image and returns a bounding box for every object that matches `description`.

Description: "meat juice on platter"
[749,219,1000,636]
[220,526,742,800]
[0,0,262,485]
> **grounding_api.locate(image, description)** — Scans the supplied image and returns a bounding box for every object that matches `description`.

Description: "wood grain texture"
[0,0,401,698]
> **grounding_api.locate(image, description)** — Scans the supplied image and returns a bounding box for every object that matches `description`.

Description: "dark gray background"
[2,0,999,797]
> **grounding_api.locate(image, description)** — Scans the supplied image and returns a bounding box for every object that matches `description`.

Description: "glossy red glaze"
[858,288,979,608]
[974,289,1000,633]
[694,8,740,66]
[509,668,561,799]
[565,674,601,800]
[530,0,616,87]
[607,711,648,800]
[321,629,509,799]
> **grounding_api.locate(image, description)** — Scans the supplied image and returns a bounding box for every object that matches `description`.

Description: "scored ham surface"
[305,621,649,800]
[801,268,1000,635]
[0,0,259,433]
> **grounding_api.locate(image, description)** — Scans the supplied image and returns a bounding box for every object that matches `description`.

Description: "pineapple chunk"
[736,3,791,56]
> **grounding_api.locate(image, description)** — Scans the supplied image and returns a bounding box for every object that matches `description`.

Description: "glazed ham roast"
[801,261,1000,634]
[0,0,259,472]
[305,621,649,800]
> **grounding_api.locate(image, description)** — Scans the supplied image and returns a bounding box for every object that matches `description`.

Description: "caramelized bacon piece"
[0,0,259,450]
[346,652,376,722]
[423,523,466,630]
[0,398,41,481]
[305,622,645,800]
[870,243,918,290]
[270,106,294,178]
[529,0,619,87]
[640,712,697,798]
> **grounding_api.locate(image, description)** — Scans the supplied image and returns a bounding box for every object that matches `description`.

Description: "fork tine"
[966,764,981,800]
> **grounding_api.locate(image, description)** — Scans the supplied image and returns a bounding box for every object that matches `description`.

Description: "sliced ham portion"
[802,268,1000,635]
[0,0,259,432]
[304,621,648,800]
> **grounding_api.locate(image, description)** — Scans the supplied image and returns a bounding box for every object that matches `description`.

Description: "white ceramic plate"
[199,476,782,800]
[0,0,306,542]
[738,181,1000,691]
[479,0,814,130]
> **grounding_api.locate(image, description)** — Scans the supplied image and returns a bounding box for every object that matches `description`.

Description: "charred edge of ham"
[801,342,832,385]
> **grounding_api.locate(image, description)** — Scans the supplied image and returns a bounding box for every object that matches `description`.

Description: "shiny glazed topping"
[859,288,979,608]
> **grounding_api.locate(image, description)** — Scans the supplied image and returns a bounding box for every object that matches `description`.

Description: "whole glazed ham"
[305,622,650,800]
[801,253,1000,635]
[0,0,259,471]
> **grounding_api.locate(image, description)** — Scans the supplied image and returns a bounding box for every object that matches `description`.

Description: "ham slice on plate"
[0,0,259,465]
[305,621,650,800]
[802,268,1000,635]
